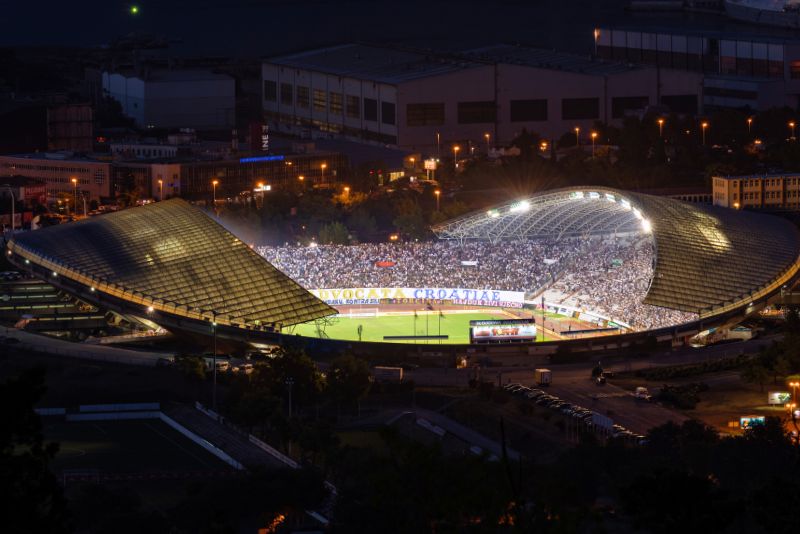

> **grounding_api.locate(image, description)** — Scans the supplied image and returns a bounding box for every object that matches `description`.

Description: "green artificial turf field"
[288,311,556,344]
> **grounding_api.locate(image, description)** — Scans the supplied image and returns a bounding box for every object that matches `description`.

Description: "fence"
[66,411,161,422]
[79,402,160,412]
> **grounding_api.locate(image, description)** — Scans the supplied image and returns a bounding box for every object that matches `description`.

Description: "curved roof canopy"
[7,199,334,328]
[434,187,800,316]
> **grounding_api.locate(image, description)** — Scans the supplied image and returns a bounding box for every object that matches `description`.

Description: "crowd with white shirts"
[258,240,568,293]
[547,238,697,330]
[257,237,698,330]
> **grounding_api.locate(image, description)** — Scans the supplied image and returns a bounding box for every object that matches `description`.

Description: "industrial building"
[595,24,800,110]
[102,69,236,130]
[261,43,703,151]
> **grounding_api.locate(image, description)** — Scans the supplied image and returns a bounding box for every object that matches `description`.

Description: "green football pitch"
[45,419,232,474]
[288,312,557,344]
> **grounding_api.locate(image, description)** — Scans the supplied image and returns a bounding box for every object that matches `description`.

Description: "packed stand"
[257,237,698,330]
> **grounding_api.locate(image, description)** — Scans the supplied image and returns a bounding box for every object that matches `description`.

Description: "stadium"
[5,187,800,357]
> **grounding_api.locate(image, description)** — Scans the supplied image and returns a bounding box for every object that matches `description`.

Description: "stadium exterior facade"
[5,189,800,360]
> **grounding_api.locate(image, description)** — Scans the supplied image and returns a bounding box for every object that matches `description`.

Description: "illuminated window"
[329,92,343,115]
[345,95,360,119]
[313,90,326,112]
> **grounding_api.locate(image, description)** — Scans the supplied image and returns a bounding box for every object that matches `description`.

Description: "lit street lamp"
[790,121,796,140]
[158,179,163,202]
[321,163,327,182]
[2,184,14,233]
[71,177,78,216]
[574,126,580,146]
[436,132,441,158]
[453,145,460,170]
[657,118,664,138]
[434,189,441,211]
[484,132,491,153]
[343,185,350,199]
[591,132,598,158]
[285,377,294,418]
[212,179,219,204]
[701,121,709,146]
[790,381,800,403]
[747,117,753,134]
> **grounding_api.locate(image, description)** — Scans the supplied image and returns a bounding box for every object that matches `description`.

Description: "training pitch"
[289,310,558,344]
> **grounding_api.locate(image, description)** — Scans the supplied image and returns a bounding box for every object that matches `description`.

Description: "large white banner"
[310,287,525,308]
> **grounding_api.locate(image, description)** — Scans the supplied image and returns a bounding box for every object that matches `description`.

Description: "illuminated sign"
[469,318,537,342]
[239,155,285,164]
[768,391,791,405]
[309,287,525,308]
[740,416,765,430]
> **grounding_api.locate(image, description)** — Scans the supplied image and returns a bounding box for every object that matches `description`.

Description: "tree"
[318,221,350,245]
[392,196,428,239]
[0,368,70,533]
[174,353,206,381]
[327,354,371,412]
[741,360,770,392]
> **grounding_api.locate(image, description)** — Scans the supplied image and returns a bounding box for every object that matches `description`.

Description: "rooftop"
[717,173,800,180]
[1,152,107,164]
[465,44,642,76]
[266,43,485,84]
[7,199,334,328]
[107,69,233,83]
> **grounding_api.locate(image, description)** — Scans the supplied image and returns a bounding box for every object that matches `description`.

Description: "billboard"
[768,391,791,405]
[740,416,766,430]
[469,319,536,342]
[310,287,525,308]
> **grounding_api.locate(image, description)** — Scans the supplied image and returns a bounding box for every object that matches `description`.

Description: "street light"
[2,184,14,233]
[453,145,460,170]
[790,121,796,139]
[321,163,327,182]
[285,377,294,418]
[158,179,163,202]
[591,132,598,158]
[212,179,219,204]
[436,132,441,158]
[790,381,800,403]
[71,177,78,216]
[701,121,709,146]
[211,315,218,411]
[434,189,441,211]
[747,117,753,134]
[574,126,580,146]
[343,185,350,199]
[484,132,490,153]
[657,118,664,138]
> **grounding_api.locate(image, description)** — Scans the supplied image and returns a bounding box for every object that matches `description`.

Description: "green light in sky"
[130,5,139,15]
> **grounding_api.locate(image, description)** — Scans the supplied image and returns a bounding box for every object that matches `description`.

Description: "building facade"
[713,174,800,210]
[262,43,703,151]
[0,153,111,203]
[595,26,800,110]
[102,70,236,130]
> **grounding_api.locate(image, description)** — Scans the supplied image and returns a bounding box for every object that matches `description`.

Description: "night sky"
[1,0,629,57]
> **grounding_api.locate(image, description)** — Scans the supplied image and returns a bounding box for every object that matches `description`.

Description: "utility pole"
[212,313,217,411]
[285,377,294,418]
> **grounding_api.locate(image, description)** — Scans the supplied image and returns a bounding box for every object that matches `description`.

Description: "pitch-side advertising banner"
[310,287,525,308]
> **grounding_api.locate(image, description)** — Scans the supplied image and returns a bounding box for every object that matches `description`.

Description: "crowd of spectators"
[258,241,567,293]
[257,237,697,330]
[546,238,697,330]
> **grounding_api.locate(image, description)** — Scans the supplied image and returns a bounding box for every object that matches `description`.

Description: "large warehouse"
[262,43,703,151]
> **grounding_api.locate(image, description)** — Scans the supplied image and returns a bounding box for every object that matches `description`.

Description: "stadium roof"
[433,187,800,316]
[6,199,335,329]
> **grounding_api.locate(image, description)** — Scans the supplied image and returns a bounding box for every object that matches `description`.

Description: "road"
[406,336,776,434]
